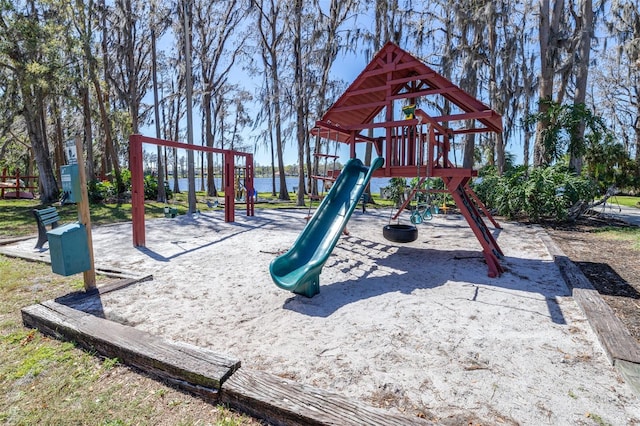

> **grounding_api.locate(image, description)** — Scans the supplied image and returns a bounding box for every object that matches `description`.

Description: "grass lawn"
[0,255,259,425]
[593,226,640,250]
[613,195,640,208]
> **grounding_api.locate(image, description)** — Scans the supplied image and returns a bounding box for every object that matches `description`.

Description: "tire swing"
[383,223,418,243]
[382,107,421,244]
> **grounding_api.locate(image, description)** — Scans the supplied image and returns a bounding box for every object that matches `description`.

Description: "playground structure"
[129,134,254,247]
[271,42,504,297]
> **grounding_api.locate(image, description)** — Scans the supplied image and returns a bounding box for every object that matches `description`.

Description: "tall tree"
[308,0,358,198]
[534,0,561,166]
[0,0,74,202]
[292,0,306,206]
[568,0,594,173]
[106,0,152,137]
[150,0,167,202]
[454,1,486,169]
[73,0,96,181]
[181,0,197,213]
[193,0,246,197]
[603,0,640,178]
[253,0,290,200]
[98,0,124,192]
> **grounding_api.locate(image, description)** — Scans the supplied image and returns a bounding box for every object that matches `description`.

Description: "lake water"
[175,176,392,195]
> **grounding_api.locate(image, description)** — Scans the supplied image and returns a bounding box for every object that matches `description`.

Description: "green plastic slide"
[269,157,384,297]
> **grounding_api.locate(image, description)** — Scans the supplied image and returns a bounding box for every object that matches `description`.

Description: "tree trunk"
[182,0,197,213]
[98,0,123,192]
[81,85,95,181]
[293,0,305,207]
[23,92,58,203]
[52,98,65,182]
[150,11,166,202]
[534,0,564,167]
[569,0,592,173]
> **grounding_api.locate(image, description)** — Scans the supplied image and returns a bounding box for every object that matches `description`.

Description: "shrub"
[88,180,116,203]
[143,174,172,200]
[387,177,408,208]
[473,164,598,222]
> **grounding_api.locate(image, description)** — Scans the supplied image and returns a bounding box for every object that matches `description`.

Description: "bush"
[143,174,172,200]
[88,172,172,203]
[121,169,132,190]
[88,180,117,203]
[387,177,408,207]
[473,164,598,222]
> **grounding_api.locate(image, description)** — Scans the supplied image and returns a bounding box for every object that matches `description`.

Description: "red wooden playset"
[312,42,504,277]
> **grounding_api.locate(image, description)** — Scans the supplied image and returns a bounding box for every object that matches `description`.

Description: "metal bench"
[33,207,60,249]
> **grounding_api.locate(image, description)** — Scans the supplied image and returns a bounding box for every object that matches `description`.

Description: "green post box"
[60,164,81,204]
[47,223,91,276]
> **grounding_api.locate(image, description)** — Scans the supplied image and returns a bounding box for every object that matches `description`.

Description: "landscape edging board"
[538,229,640,395]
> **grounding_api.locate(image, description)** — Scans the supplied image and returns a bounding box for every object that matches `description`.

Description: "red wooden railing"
[0,168,38,199]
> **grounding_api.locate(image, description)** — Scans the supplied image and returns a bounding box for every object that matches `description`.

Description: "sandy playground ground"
[9,207,640,424]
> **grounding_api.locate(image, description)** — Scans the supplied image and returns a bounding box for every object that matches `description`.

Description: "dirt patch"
[543,214,640,344]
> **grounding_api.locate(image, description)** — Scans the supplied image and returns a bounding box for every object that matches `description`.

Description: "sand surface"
[10,208,640,424]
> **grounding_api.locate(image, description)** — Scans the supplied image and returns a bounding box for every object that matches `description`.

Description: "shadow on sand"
[282,235,568,325]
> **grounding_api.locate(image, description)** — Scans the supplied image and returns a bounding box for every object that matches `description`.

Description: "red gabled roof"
[318,42,502,134]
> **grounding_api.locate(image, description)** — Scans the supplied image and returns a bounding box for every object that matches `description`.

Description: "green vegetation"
[474,164,598,221]
[473,163,640,222]
[614,196,640,209]
[0,255,259,425]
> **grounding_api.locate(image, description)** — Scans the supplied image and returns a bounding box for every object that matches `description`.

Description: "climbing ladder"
[308,152,340,212]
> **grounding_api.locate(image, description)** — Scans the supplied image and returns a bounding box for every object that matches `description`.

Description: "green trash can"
[47,223,91,276]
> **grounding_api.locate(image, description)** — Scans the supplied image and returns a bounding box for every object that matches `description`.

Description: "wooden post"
[74,135,97,290]
[224,152,235,222]
[1,167,6,198]
[245,154,255,217]
[15,169,21,199]
[130,135,146,246]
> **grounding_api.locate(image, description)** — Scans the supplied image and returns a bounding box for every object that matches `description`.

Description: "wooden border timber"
[539,231,640,395]
[21,297,433,425]
[0,235,36,245]
[0,246,151,281]
[219,368,433,426]
[21,301,240,390]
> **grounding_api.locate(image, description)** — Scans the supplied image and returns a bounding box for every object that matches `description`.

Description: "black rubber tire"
[383,224,418,243]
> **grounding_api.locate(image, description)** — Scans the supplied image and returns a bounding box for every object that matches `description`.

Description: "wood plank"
[54,275,154,305]
[539,232,640,364]
[0,246,148,280]
[0,235,36,245]
[220,368,433,426]
[53,275,154,315]
[21,301,240,390]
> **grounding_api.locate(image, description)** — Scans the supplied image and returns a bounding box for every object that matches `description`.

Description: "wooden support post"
[224,152,235,222]
[245,154,255,217]
[74,136,96,290]
[130,134,146,247]
[445,176,504,277]
[464,184,502,229]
